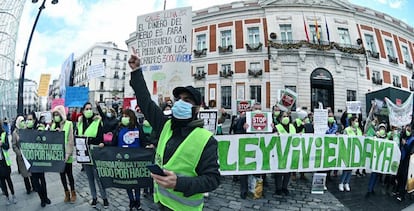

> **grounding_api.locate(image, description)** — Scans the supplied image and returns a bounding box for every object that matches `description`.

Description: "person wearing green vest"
[274,111,296,196]
[128,55,221,211]
[339,116,362,192]
[0,121,17,205]
[11,115,33,195]
[76,102,108,208]
[51,105,76,203]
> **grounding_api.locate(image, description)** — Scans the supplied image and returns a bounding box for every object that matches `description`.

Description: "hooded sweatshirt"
[52,105,74,161]
[12,116,25,157]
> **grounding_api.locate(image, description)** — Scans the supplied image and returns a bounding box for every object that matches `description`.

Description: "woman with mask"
[96,102,119,146]
[0,120,17,205]
[112,109,151,210]
[274,111,296,196]
[76,102,108,208]
[339,116,362,192]
[50,105,76,203]
[11,116,33,195]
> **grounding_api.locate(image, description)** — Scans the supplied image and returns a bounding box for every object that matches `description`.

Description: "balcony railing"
[366,50,380,59]
[388,55,398,64]
[193,48,207,58]
[248,69,263,77]
[220,70,233,78]
[268,40,365,54]
[393,81,401,88]
[410,86,414,92]
[405,60,413,70]
[246,42,263,52]
[218,45,233,54]
[372,77,383,85]
[193,72,206,80]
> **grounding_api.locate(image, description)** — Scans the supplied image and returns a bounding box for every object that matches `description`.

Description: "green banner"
[216,134,400,175]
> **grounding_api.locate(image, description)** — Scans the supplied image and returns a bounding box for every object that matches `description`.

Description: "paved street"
[1,123,414,211]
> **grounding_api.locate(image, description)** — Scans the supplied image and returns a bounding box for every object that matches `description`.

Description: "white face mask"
[163,110,172,116]
[106,112,112,118]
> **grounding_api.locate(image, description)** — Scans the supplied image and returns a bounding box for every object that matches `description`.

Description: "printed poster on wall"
[199,110,218,134]
[136,7,192,99]
[246,111,273,133]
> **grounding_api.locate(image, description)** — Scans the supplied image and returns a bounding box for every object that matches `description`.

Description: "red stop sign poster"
[237,100,255,115]
[246,111,272,133]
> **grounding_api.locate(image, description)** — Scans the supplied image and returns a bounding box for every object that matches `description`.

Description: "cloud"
[388,0,403,8]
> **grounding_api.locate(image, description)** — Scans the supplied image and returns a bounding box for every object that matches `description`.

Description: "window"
[102,58,106,66]
[100,94,103,102]
[248,27,260,45]
[309,25,322,44]
[346,90,356,101]
[410,80,414,90]
[338,28,351,46]
[221,86,232,109]
[221,30,232,47]
[124,55,127,61]
[194,87,205,104]
[100,81,104,90]
[250,85,261,103]
[222,64,231,74]
[116,53,120,60]
[115,61,120,69]
[122,72,126,79]
[364,34,377,53]
[196,67,205,75]
[103,49,107,55]
[123,63,126,70]
[392,75,400,86]
[372,71,381,79]
[385,39,395,57]
[114,71,119,79]
[196,34,206,50]
[402,46,410,62]
[280,24,292,43]
[250,62,261,70]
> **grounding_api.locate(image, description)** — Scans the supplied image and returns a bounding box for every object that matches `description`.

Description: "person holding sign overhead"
[76,102,109,208]
[50,105,76,203]
[128,54,220,211]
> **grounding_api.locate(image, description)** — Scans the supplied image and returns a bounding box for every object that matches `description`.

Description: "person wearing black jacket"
[128,55,220,210]
[96,102,119,146]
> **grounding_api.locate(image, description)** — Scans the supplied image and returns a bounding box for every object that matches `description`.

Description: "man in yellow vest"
[128,55,221,211]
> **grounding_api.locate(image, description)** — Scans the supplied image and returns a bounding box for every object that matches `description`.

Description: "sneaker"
[339,183,344,192]
[136,202,142,210]
[90,198,97,208]
[12,195,17,204]
[324,186,328,191]
[45,198,51,204]
[6,197,11,205]
[203,192,209,197]
[344,183,351,192]
[103,198,109,209]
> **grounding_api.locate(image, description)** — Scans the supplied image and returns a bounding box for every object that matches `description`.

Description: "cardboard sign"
[75,136,91,164]
[19,130,65,173]
[87,63,105,80]
[277,89,297,111]
[246,112,273,133]
[65,87,89,107]
[91,146,155,189]
[199,110,218,134]
[313,109,328,135]
[346,101,361,114]
[311,173,327,194]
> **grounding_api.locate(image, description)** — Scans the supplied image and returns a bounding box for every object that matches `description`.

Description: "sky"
[15,0,414,85]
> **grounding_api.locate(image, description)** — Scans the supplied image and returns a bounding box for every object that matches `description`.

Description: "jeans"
[368,172,378,192]
[340,170,352,184]
[60,163,75,191]
[127,188,140,205]
[32,172,47,202]
[275,173,290,190]
[83,164,107,199]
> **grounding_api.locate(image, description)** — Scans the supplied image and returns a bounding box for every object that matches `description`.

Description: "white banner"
[87,63,105,80]
[346,101,361,114]
[385,93,413,127]
[313,109,328,135]
[216,134,400,175]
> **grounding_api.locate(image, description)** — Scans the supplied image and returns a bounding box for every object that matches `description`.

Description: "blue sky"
[15,0,414,84]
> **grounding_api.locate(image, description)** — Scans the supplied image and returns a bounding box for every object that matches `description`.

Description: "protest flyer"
[199,110,218,134]
[75,136,91,164]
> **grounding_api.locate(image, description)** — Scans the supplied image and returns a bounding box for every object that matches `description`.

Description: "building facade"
[73,41,128,107]
[22,79,39,114]
[125,0,414,117]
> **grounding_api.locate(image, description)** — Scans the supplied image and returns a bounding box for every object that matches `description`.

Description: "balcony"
[269,40,365,54]
[405,60,413,70]
[393,81,401,88]
[218,45,233,54]
[193,72,206,80]
[246,42,263,52]
[220,70,233,78]
[372,77,383,85]
[410,86,414,92]
[248,69,263,77]
[388,55,398,64]
[193,48,207,58]
[366,50,380,59]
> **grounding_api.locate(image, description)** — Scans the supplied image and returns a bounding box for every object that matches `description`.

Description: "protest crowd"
[0,55,413,211]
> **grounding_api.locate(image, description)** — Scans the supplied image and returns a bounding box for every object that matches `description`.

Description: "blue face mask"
[172,100,193,119]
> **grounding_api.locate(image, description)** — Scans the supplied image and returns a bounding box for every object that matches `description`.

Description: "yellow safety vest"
[51,121,73,163]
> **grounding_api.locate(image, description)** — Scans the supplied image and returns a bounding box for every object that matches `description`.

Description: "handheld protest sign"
[19,130,65,173]
[237,100,255,115]
[246,111,273,133]
[75,136,91,164]
[277,89,297,111]
[199,109,218,134]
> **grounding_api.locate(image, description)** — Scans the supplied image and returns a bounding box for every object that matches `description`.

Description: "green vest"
[51,121,73,163]
[1,132,11,166]
[77,119,101,138]
[344,126,362,136]
[154,120,211,211]
[276,123,296,134]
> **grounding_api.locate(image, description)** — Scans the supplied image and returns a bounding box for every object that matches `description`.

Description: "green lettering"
[217,141,237,171]
[290,137,301,170]
[323,136,337,168]
[239,138,258,171]
[351,137,363,167]
[314,137,323,168]
[374,140,384,170]
[362,138,374,169]
[301,137,313,168]
[259,136,276,170]
[275,136,291,169]
[337,137,351,167]
[382,142,394,172]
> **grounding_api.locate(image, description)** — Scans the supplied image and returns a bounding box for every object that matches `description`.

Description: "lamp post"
[17,0,58,115]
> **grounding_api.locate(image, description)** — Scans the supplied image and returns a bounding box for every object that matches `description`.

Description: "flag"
[325,16,330,43]
[315,17,320,42]
[303,15,310,42]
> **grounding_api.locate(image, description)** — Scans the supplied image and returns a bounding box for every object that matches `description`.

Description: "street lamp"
[17,0,58,115]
